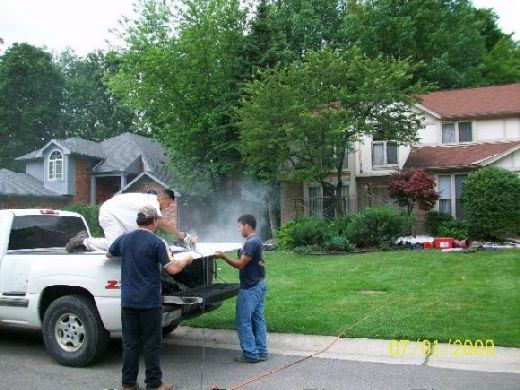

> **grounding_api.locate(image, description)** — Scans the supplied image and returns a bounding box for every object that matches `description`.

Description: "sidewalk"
[166,326,520,374]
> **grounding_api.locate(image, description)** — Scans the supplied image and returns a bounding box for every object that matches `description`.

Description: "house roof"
[418,83,520,120]
[0,169,63,198]
[118,171,180,196]
[404,141,520,170]
[16,138,105,160]
[93,133,169,174]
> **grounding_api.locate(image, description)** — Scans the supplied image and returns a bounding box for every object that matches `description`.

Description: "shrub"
[323,235,355,252]
[64,203,102,237]
[290,217,331,248]
[274,220,297,249]
[425,211,455,235]
[461,166,520,240]
[436,219,470,240]
[346,206,414,248]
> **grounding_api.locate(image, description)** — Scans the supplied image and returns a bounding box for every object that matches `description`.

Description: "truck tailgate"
[163,283,240,305]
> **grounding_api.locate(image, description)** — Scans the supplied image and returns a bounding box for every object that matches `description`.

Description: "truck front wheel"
[43,294,109,367]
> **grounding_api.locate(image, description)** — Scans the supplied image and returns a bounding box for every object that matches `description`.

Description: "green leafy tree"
[342,0,487,88]
[108,0,249,194]
[480,38,520,85]
[0,43,65,171]
[238,48,425,216]
[460,166,520,240]
[58,49,135,140]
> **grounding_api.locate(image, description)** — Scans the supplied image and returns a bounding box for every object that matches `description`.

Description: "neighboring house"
[0,132,180,227]
[281,83,520,230]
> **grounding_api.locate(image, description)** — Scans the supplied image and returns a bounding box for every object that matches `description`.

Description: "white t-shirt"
[100,193,162,232]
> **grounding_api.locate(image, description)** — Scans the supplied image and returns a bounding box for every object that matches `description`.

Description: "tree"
[0,43,65,171]
[341,0,488,88]
[460,166,520,240]
[238,48,425,216]
[388,169,439,214]
[108,0,249,195]
[480,37,520,85]
[58,49,135,141]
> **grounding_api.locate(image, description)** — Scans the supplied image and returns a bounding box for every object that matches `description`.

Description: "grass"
[185,249,520,347]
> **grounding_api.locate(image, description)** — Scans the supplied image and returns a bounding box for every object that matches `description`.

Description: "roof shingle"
[0,169,63,197]
[419,83,520,120]
[404,141,520,170]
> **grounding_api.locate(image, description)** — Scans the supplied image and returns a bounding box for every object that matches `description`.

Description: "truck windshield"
[8,215,87,250]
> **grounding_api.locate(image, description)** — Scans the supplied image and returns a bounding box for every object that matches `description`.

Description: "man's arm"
[164,255,194,275]
[157,219,186,239]
[214,251,252,270]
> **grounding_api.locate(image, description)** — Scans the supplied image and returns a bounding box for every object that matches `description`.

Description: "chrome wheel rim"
[54,313,85,352]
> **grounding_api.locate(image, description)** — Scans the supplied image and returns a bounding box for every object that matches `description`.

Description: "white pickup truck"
[0,208,240,367]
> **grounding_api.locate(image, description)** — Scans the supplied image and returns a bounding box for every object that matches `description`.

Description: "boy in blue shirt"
[214,214,268,363]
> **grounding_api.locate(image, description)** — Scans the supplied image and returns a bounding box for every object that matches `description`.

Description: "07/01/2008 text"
[389,339,495,358]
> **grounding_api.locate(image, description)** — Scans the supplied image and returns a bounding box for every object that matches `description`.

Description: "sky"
[0,0,519,57]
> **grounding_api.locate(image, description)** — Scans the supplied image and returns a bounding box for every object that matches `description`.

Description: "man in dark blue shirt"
[214,214,268,363]
[107,206,193,390]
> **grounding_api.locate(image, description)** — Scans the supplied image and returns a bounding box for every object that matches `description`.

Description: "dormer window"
[48,150,63,181]
[442,122,472,144]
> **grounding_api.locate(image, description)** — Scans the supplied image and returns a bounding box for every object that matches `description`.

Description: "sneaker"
[258,354,270,361]
[66,231,88,252]
[234,355,260,364]
[152,383,173,390]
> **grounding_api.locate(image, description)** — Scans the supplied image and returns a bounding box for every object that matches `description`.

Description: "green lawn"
[185,249,520,347]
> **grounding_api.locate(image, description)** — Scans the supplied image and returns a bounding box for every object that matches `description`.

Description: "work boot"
[65,231,88,252]
[122,383,139,390]
[151,383,173,390]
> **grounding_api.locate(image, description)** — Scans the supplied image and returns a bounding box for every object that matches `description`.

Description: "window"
[8,215,87,250]
[437,174,468,218]
[308,186,322,217]
[442,122,472,144]
[48,150,63,181]
[372,141,398,166]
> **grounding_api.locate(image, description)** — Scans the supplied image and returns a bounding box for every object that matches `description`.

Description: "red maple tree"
[389,169,440,214]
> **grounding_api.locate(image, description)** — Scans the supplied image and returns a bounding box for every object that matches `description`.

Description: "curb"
[164,326,520,374]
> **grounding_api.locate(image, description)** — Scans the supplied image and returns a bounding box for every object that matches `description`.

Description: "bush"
[461,166,520,240]
[346,206,414,248]
[274,220,297,249]
[64,203,102,237]
[290,217,331,248]
[425,211,455,235]
[323,235,355,252]
[436,219,470,240]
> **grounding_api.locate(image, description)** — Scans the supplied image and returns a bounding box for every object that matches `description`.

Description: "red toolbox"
[433,237,454,249]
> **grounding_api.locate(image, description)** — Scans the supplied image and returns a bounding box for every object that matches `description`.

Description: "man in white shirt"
[66,189,192,252]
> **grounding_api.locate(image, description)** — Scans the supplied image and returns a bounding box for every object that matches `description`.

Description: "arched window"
[48,150,63,181]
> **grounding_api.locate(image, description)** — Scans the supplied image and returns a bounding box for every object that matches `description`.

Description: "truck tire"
[42,294,109,367]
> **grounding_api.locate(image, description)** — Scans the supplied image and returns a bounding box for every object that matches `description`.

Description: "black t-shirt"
[239,235,265,289]
[109,229,171,309]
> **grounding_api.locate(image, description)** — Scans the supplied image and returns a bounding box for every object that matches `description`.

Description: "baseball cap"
[138,205,161,219]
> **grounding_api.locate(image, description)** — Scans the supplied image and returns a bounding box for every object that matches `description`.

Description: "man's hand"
[214,251,225,259]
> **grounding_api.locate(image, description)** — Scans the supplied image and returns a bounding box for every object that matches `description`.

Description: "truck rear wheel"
[43,294,109,367]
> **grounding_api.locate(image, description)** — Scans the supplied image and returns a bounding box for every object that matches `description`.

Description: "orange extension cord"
[210,308,383,390]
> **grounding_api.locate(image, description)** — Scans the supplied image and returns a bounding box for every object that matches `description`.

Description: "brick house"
[281,83,520,231]
[0,132,180,227]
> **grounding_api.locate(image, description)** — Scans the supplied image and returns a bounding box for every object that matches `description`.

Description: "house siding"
[0,196,67,210]
[280,182,304,225]
[72,157,91,204]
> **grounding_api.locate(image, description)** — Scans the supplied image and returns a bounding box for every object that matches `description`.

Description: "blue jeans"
[121,307,163,389]
[236,280,268,360]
